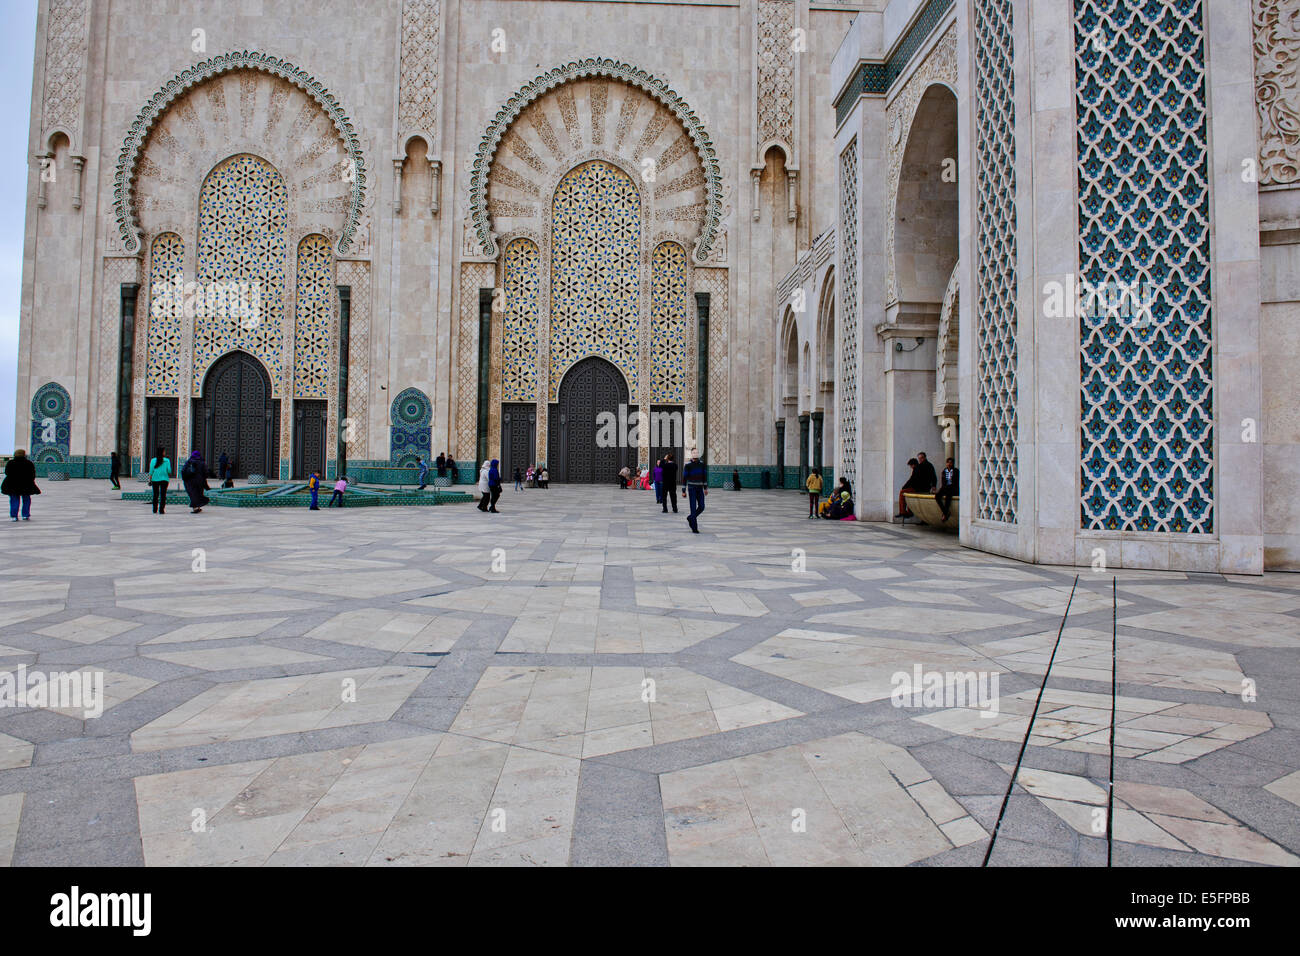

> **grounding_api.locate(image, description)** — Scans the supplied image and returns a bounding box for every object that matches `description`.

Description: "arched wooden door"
[193,351,276,478]
[549,356,631,483]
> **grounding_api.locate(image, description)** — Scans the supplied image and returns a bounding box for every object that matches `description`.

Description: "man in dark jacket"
[937,457,959,520]
[3,449,39,521]
[683,449,708,533]
[660,452,678,513]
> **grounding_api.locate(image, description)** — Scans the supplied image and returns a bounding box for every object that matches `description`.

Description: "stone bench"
[903,492,958,530]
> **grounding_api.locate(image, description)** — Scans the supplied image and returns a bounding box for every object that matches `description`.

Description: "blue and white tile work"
[837,139,859,495]
[1074,0,1214,534]
[389,387,433,467]
[29,381,71,463]
[974,0,1019,525]
[501,237,540,402]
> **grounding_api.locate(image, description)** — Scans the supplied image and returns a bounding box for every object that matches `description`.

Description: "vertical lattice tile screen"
[502,237,540,402]
[146,233,185,395]
[837,139,860,492]
[651,242,688,403]
[293,234,333,399]
[1075,0,1213,533]
[974,0,1019,524]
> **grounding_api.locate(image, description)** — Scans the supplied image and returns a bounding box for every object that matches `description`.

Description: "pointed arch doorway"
[192,350,278,478]
[548,356,632,484]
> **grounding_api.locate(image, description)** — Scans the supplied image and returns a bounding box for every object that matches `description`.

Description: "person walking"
[683,449,707,533]
[307,471,321,510]
[218,452,230,487]
[513,466,523,491]
[180,451,210,513]
[476,460,492,511]
[660,452,678,513]
[3,449,39,521]
[488,459,503,512]
[731,468,742,491]
[417,457,428,490]
[329,475,348,507]
[148,446,171,515]
[108,451,121,490]
[805,468,823,518]
[653,458,664,505]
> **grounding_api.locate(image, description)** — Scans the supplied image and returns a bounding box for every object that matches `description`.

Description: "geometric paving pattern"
[0,483,1296,866]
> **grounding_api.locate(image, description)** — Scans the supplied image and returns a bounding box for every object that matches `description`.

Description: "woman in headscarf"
[477,460,492,512]
[181,450,210,513]
[488,458,502,512]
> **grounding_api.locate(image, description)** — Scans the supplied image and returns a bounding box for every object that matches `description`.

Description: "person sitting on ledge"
[896,451,937,518]
[937,457,959,521]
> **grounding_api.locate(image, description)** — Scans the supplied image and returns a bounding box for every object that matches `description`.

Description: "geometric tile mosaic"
[293,234,334,399]
[837,139,860,493]
[650,241,688,403]
[145,232,185,396]
[194,154,289,394]
[549,160,641,401]
[29,381,71,464]
[974,0,1018,524]
[389,386,432,467]
[1075,0,1214,532]
[502,237,540,402]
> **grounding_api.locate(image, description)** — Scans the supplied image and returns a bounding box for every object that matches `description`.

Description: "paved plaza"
[0,482,1297,867]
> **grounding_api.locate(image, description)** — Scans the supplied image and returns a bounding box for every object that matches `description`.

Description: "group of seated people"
[805,470,856,520]
[897,452,959,521]
[804,452,960,523]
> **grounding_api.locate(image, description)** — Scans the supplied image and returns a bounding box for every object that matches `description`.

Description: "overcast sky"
[1,2,37,451]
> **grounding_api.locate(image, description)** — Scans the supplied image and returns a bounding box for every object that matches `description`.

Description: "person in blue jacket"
[488,459,502,512]
[307,472,321,510]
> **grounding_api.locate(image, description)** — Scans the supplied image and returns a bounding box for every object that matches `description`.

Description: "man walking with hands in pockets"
[683,448,708,533]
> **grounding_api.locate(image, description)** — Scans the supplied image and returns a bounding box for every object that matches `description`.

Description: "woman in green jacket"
[148,446,172,515]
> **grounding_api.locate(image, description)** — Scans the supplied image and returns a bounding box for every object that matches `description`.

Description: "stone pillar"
[798,413,810,486]
[694,292,710,455]
[476,288,493,467]
[337,285,351,476]
[812,409,823,473]
[116,283,140,465]
[774,419,785,488]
